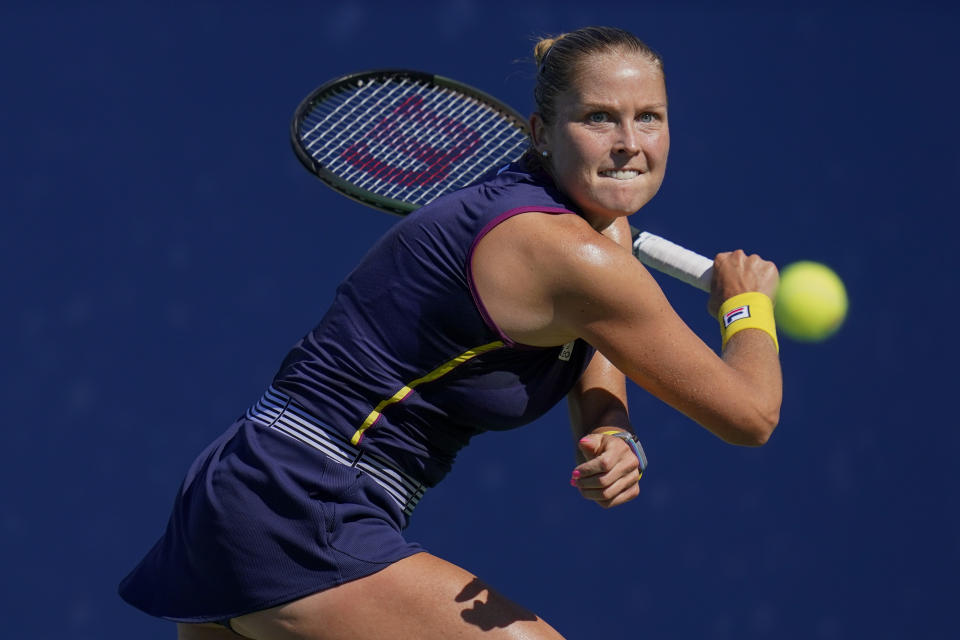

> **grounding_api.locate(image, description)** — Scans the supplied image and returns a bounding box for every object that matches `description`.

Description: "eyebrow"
[581,101,668,111]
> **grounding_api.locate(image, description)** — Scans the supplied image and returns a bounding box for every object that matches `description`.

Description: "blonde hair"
[533,36,561,68]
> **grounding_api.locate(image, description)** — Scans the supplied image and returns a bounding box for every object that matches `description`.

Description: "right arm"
[471,213,781,446]
[554,222,781,445]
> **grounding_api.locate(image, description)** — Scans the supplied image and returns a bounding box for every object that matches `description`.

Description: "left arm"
[567,349,631,463]
[566,218,643,508]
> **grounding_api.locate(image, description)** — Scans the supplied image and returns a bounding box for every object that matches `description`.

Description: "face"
[533,51,670,230]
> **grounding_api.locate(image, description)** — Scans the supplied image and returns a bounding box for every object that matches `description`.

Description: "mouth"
[598,169,643,180]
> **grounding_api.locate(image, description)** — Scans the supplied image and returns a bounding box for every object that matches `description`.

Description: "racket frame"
[290,69,531,216]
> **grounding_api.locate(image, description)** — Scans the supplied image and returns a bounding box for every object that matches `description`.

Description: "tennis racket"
[290,69,713,292]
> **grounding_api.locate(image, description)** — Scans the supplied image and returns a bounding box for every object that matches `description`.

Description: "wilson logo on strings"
[340,96,481,187]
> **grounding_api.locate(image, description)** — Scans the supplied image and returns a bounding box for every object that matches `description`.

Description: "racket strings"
[302,78,415,157]
[298,76,529,207]
[349,84,481,194]
[373,92,499,199]
[300,79,399,152]
[315,80,488,190]
[399,94,525,203]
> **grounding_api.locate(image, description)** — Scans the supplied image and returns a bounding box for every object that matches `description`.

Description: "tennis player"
[120,25,781,639]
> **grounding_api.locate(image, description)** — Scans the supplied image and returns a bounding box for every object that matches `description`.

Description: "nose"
[614,121,640,156]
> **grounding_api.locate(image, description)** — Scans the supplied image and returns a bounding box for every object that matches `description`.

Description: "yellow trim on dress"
[350,340,505,445]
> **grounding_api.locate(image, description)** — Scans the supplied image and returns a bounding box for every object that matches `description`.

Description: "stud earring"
[541,150,549,158]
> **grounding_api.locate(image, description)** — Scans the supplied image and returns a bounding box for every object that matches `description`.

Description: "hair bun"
[533,34,566,67]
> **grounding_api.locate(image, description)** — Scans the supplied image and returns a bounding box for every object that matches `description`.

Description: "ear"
[529,112,549,153]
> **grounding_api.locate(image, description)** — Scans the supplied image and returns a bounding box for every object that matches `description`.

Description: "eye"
[587,111,610,123]
[638,112,657,124]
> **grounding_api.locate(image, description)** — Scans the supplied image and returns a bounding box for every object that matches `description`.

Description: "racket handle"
[630,227,714,292]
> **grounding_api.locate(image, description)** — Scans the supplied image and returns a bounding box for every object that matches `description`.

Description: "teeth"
[600,170,640,179]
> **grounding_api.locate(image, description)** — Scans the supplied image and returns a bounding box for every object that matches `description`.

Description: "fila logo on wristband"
[723,305,751,328]
[717,292,778,352]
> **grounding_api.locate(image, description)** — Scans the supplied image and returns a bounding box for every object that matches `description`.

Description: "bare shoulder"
[471,212,653,346]
[475,212,630,276]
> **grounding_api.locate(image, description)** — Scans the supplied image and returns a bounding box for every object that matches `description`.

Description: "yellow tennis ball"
[775,261,848,342]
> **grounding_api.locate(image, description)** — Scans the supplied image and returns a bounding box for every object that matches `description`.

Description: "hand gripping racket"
[290,69,713,291]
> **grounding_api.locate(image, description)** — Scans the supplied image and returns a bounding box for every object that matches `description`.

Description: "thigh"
[230,552,565,640]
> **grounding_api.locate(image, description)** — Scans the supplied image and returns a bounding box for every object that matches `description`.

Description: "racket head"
[291,69,531,216]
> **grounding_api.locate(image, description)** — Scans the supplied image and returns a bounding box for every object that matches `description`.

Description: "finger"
[573,434,624,475]
[574,455,638,488]
[603,481,641,508]
[579,473,641,508]
[577,434,603,459]
[574,456,639,494]
[579,461,639,492]
[573,453,616,479]
[573,440,637,480]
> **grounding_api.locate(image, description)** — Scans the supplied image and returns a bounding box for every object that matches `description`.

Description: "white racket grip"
[632,231,714,292]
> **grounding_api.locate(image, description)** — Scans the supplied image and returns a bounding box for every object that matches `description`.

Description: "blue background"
[3,2,958,638]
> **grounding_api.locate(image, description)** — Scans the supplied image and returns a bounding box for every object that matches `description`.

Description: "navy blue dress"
[119,161,596,622]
